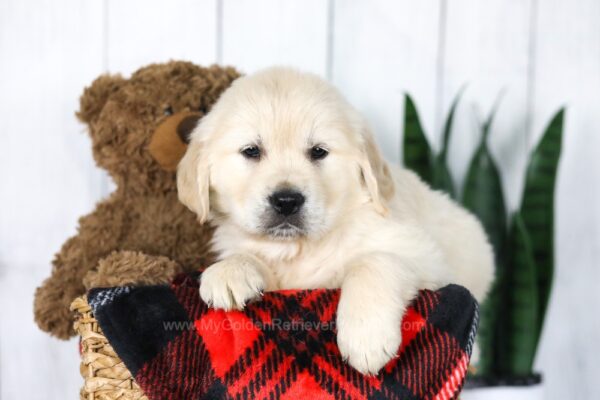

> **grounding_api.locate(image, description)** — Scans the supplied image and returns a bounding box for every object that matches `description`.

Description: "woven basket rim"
[71,295,147,400]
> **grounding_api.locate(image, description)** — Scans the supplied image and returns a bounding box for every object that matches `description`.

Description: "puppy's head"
[178,67,394,240]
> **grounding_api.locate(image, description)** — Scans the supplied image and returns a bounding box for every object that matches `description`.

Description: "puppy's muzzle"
[268,190,305,216]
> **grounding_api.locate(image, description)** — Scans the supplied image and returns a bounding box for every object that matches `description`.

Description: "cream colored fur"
[177,67,494,375]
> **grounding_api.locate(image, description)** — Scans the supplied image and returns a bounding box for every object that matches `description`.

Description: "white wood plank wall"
[0,0,597,398]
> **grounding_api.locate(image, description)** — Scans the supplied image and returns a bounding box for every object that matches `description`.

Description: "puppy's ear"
[357,126,395,215]
[177,137,210,223]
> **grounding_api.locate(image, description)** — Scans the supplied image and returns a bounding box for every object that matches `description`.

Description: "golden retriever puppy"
[177,67,494,375]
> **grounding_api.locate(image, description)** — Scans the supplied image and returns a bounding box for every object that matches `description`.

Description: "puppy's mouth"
[262,215,306,239]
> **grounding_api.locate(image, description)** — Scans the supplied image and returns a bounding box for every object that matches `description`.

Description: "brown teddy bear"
[33,61,240,339]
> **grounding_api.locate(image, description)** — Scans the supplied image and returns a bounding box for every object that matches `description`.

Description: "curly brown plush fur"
[33,61,240,339]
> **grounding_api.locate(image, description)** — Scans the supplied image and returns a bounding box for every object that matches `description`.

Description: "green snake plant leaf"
[505,213,539,376]
[431,159,455,197]
[431,86,466,198]
[463,100,508,267]
[520,108,564,347]
[462,104,508,376]
[439,85,467,164]
[403,94,433,185]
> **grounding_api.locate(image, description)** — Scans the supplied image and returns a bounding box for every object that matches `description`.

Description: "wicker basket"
[71,296,147,400]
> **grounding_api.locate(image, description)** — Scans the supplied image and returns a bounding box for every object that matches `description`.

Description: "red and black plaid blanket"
[88,272,478,400]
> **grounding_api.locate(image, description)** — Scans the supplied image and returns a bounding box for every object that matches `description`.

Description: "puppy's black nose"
[269,190,305,216]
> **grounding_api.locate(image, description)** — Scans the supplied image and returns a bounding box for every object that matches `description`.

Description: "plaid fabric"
[89,273,478,400]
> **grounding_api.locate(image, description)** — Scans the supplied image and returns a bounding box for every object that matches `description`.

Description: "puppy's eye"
[310,146,328,161]
[163,106,174,116]
[241,145,261,160]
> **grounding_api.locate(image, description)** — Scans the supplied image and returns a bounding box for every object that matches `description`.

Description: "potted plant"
[402,92,564,398]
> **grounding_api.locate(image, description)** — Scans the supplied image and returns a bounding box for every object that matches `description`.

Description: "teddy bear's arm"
[83,251,183,289]
[34,198,126,339]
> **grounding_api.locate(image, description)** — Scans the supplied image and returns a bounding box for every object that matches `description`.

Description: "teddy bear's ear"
[76,74,125,125]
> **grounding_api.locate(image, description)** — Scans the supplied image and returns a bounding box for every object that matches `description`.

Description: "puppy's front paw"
[199,259,265,311]
[336,303,402,375]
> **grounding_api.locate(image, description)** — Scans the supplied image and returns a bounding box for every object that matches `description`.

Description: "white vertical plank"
[0,1,107,268]
[0,268,83,400]
[221,0,329,76]
[531,1,600,398]
[441,0,532,208]
[107,0,218,74]
[0,0,105,398]
[332,0,441,163]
